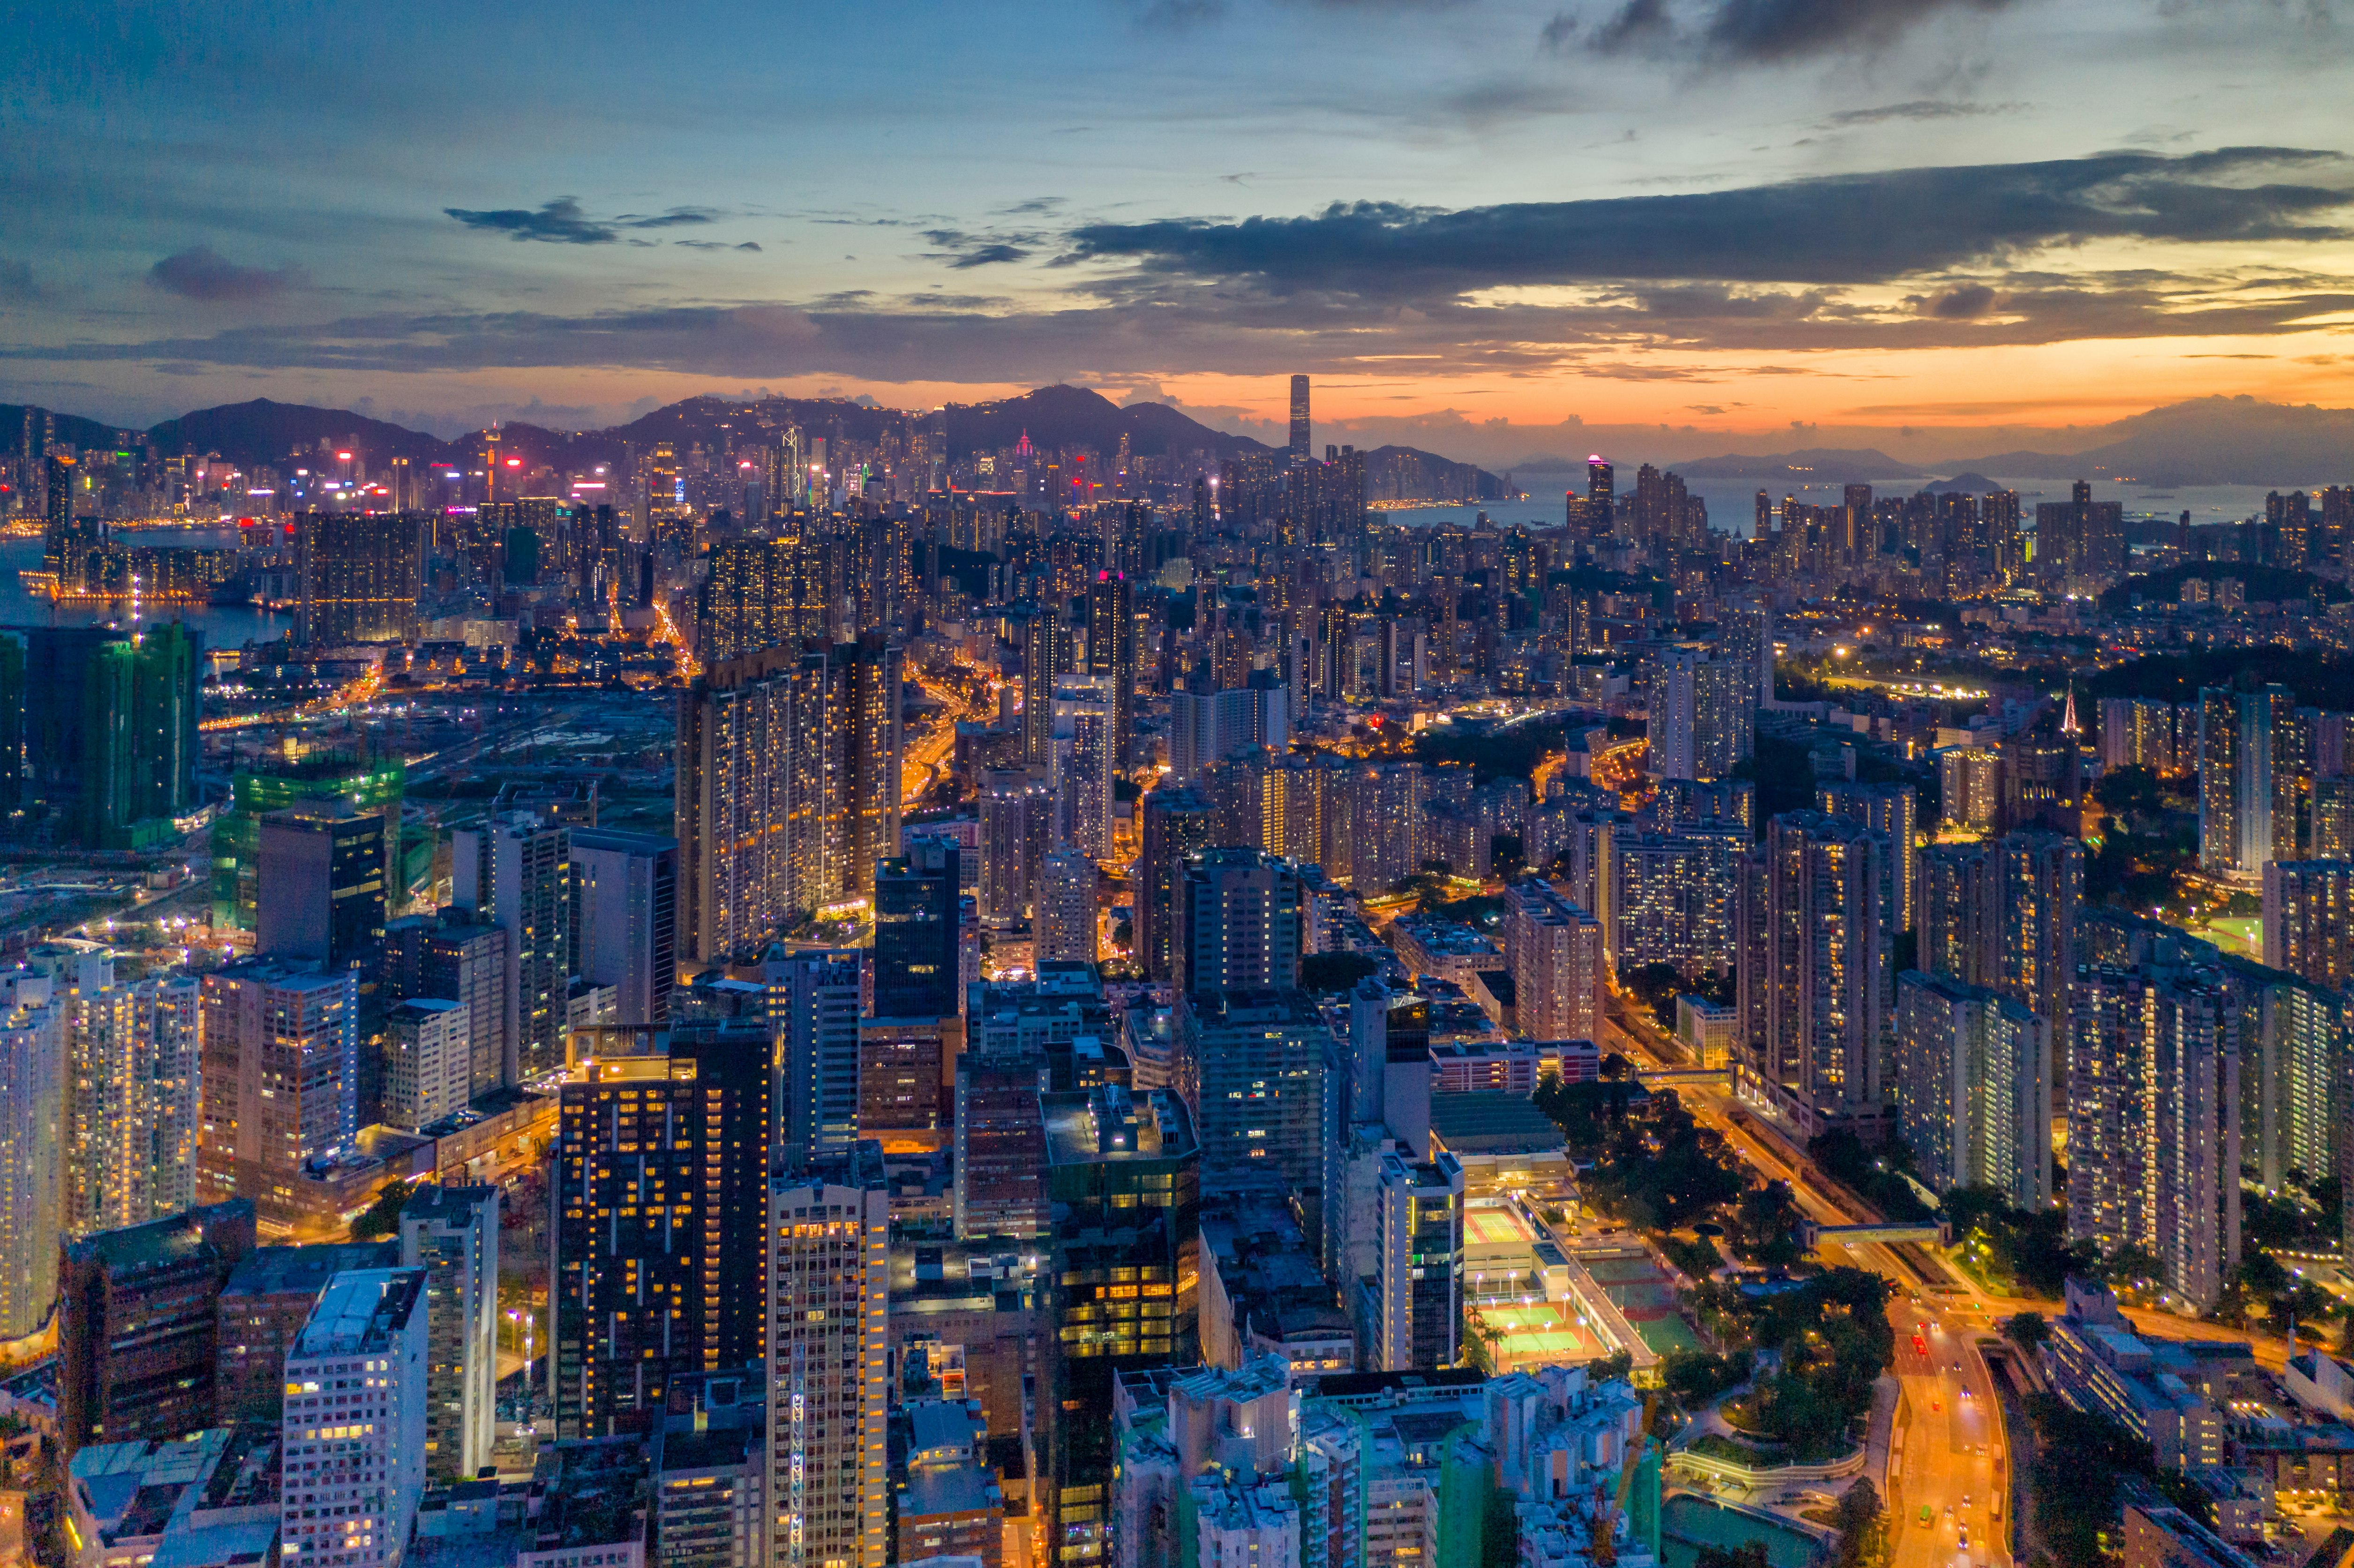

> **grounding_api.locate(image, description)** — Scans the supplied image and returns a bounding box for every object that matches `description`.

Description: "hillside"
[1951,397,2354,487]
[0,403,141,455]
[144,399,459,469]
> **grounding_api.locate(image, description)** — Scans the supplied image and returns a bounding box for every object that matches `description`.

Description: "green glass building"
[212,752,406,929]
[0,623,201,849]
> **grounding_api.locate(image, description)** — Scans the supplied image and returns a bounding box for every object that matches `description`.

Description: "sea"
[1383,477,2310,539]
[0,526,287,654]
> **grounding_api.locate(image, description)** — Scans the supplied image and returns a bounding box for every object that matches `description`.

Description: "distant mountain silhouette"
[1925,471,2003,493]
[1674,448,1926,481]
[0,403,146,457]
[1946,397,2354,486]
[144,398,459,469]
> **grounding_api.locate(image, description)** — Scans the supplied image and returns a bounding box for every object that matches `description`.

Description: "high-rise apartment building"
[1997,831,2082,1093]
[978,768,1052,923]
[60,1199,256,1454]
[1053,675,1117,858]
[1892,972,2050,1208]
[551,1020,770,1437]
[874,839,961,1020]
[1503,877,1602,1043]
[2070,965,2239,1312]
[761,947,866,1170]
[1022,606,1073,771]
[256,801,388,966]
[278,1267,429,1568]
[398,1185,500,1485]
[1647,645,1753,783]
[1038,848,1100,966]
[1177,848,1301,994]
[676,642,903,963]
[568,829,679,1025]
[2199,684,2302,879]
[1375,1149,1464,1371]
[195,959,361,1237]
[695,536,804,665]
[0,969,66,1336]
[453,812,572,1082]
[1916,841,1996,986]
[1138,785,1214,983]
[1817,780,1918,935]
[767,1141,890,1568]
[384,998,470,1129]
[295,510,421,645]
[1182,989,1331,1247]
[1608,826,1743,977]
[1757,812,1887,1123]
[2262,860,2354,992]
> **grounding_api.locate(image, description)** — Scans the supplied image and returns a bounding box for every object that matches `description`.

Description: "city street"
[1598,1002,2012,1568]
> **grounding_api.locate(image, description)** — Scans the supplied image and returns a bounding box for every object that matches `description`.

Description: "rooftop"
[223,1242,399,1300]
[1042,1084,1198,1167]
[291,1268,425,1359]
[1429,1091,1569,1154]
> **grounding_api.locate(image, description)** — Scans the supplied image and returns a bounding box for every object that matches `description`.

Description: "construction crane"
[1590,1393,1658,1568]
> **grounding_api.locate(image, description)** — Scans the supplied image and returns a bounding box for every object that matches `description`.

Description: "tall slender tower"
[1287,375,1310,465]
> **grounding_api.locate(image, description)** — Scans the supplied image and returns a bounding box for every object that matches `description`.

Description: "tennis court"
[1464,1207,1538,1247]
[1472,1301,1608,1368]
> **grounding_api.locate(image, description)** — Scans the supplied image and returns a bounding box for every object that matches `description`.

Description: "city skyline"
[6,1,2353,450]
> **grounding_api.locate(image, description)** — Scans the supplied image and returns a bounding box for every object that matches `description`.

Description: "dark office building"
[1086,570,1136,770]
[873,839,960,1019]
[59,1199,257,1455]
[551,1019,769,1439]
[295,510,421,645]
[213,1239,399,1423]
[256,801,389,964]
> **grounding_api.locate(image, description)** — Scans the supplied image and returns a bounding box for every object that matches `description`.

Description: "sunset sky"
[7,0,2353,461]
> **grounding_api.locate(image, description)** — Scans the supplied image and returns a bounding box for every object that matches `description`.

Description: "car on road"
[1920,1507,1934,1527]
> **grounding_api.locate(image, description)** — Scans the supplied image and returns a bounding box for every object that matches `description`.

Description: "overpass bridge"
[1635,1067,1733,1090]
[1801,1219,1949,1250]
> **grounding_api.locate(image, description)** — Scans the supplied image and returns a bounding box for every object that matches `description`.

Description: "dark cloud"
[147,246,302,301]
[1065,148,2354,298]
[1911,282,2001,317]
[1821,99,2006,126]
[444,197,725,245]
[922,228,1043,268]
[1555,0,2019,62]
[949,243,1032,268]
[735,242,763,252]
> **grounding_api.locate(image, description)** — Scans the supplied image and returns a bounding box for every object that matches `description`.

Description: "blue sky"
[5,0,2353,460]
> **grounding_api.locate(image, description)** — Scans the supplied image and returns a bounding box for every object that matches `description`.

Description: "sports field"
[1464,1207,1538,1247]
[1473,1302,1607,1367]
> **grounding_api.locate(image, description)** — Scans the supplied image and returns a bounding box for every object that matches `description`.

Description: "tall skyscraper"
[1376,1149,1464,1371]
[767,948,864,1170]
[568,829,678,1025]
[1757,812,1887,1121]
[767,1141,890,1568]
[195,959,361,1237]
[1177,848,1301,994]
[278,1267,429,1568]
[1647,645,1753,783]
[2069,966,2239,1312]
[294,510,421,645]
[1503,876,1602,1042]
[1043,1087,1199,1568]
[1893,971,2050,1208]
[256,801,388,966]
[873,839,961,1020]
[385,998,470,1129]
[1138,784,1214,982]
[842,634,905,903]
[1087,570,1137,769]
[212,752,404,932]
[552,1019,769,1437]
[1287,375,1310,463]
[453,812,571,1083]
[1587,456,1614,527]
[398,1185,500,1485]
[2262,860,2354,991]
[1182,989,1330,1243]
[695,536,802,665]
[2,624,203,851]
